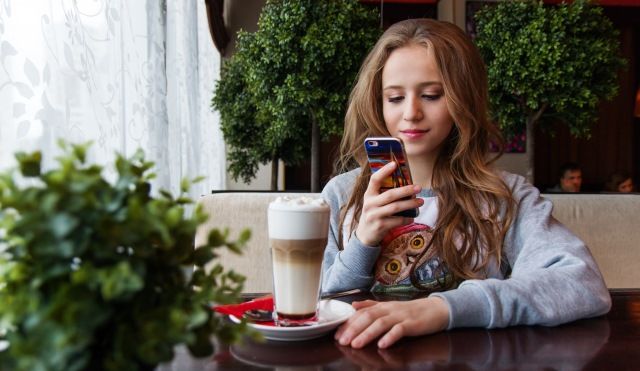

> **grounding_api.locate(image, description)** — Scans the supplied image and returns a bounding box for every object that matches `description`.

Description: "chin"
[406,148,435,159]
[406,142,439,156]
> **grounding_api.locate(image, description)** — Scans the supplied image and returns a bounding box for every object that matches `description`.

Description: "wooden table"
[159,289,640,370]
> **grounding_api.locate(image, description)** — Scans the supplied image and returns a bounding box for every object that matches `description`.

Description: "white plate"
[229,299,355,341]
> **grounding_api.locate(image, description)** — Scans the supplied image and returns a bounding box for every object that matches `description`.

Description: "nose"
[403,96,423,122]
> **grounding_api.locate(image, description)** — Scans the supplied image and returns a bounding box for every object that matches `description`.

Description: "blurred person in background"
[604,172,634,193]
[547,162,582,193]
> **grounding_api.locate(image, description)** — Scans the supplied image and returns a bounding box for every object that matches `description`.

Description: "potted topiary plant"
[473,0,626,183]
[0,142,250,370]
[212,0,380,191]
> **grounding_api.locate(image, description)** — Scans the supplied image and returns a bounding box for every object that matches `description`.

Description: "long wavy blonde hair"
[336,19,516,285]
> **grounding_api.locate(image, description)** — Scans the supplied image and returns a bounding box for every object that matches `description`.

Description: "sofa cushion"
[543,193,639,289]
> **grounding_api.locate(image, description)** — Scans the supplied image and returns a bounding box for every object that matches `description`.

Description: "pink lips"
[401,129,428,139]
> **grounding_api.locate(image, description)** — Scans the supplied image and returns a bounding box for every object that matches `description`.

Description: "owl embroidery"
[372,223,451,293]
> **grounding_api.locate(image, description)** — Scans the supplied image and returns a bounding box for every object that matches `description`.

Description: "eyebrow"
[382,81,443,91]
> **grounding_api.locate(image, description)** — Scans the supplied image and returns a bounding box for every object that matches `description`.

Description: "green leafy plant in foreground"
[0,142,250,370]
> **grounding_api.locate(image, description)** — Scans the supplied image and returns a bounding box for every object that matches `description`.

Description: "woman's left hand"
[335,297,449,349]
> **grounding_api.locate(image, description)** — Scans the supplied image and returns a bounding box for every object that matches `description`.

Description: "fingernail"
[413,185,421,192]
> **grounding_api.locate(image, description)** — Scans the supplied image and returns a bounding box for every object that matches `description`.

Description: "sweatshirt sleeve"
[320,171,380,294]
[431,173,611,329]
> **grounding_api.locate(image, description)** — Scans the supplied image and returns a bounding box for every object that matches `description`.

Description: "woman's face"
[381,44,454,161]
[618,178,634,193]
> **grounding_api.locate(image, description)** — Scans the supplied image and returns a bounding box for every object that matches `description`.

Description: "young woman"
[320,19,610,349]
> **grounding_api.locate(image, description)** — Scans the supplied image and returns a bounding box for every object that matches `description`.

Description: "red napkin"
[213,295,275,326]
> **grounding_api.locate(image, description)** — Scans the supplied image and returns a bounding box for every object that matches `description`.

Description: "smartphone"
[364,137,419,218]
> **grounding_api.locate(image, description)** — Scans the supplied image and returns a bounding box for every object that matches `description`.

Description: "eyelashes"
[386,94,442,103]
[422,94,442,101]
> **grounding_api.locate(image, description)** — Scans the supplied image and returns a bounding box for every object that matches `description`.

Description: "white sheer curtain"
[0,0,225,197]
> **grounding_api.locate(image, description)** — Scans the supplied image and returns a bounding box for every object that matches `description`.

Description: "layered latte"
[267,196,330,326]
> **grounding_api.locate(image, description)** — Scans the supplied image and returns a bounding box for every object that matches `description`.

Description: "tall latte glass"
[267,196,330,326]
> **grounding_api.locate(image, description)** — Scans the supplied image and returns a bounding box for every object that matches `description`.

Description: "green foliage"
[474,0,626,138]
[212,0,380,183]
[0,142,250,370]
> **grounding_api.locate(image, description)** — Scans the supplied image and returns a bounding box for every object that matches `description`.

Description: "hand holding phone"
[364,137,419,218]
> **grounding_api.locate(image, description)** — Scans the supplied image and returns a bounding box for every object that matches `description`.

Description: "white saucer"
[229,299,354,341]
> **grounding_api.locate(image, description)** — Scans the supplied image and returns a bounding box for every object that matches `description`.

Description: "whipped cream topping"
[268,196,330,239]
[272,196,327,207]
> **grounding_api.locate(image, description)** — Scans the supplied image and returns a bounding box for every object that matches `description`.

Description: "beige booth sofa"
[196,192,640,292]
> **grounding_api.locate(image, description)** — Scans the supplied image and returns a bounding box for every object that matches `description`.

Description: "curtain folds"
[0,0,225,197]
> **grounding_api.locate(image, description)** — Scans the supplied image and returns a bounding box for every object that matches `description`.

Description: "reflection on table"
[158,290,640,370]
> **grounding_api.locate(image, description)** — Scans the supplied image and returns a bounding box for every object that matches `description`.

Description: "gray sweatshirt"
[320,168,611,329]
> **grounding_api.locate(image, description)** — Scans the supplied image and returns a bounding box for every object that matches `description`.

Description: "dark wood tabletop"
[159,289,640,370]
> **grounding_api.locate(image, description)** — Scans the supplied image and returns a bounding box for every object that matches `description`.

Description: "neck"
[407,154,437,189]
